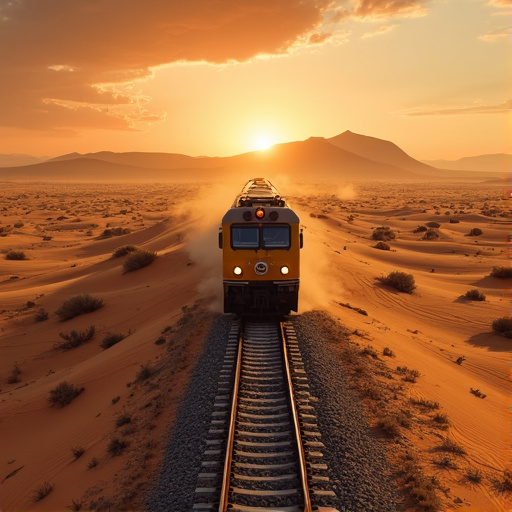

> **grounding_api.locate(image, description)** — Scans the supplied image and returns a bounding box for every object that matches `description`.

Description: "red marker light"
[255,208,265,219]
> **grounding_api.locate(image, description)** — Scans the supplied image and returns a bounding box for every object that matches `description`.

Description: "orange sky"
[0,0,510,160]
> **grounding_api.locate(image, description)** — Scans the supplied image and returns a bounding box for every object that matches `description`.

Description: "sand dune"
[0,178,510,511]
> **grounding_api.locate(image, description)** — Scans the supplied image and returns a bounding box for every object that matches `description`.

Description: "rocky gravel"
[146,311,402,511]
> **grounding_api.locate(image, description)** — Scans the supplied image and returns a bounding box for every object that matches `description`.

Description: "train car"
[219,178,302,316]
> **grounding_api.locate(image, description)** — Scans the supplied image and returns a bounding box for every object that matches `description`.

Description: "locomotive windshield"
[231,226,259,249]
[262,226,290,249]
[231,225,290,250]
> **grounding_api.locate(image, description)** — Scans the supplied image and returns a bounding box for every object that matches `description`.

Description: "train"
[219,178,302,316]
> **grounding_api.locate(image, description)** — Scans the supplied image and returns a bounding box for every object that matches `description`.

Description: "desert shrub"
[87,457,99,469]
[122,250,157,272]
[32,481,54,502]
[48,381,84,407]
[102,227,131,237]
[464,289,486,301]
[465,468,483,484]
[7,363,21,384]
[72,446,85,459]
[107,436,128,456]
[397,366,420,382]
[374,241,390,251]
[413,225,427,233]
[361,345,378,358]
[500,470,512,492]
[434,456,458,470]
[411,398,439,410]
[439,437,466,455]
[55,294,104,321]
[401,460,442,511]
[135,364,152,382]
[490,266,512,278]
[426,221,440,228]
[55,325,95,350]
[112,396,121,404]
[68,498,84,511]
[379,271,416,294]
[372,226,396,241]
[469,227,482,236]
[34,308,49,322]
[112,245,138,258]
[449,218,460,224]
[115,412,132,428]
[422,228,439,240]
[100,332,125,349]
[382,347,395,357]
[433,412,450,425]
[492,317,512,337]
[5,250,26,260]
[377,415,401,437]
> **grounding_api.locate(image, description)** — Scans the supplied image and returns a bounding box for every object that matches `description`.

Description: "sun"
[253,134,274,151]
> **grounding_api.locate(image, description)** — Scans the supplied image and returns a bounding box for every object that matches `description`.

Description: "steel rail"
[280,321,313,512]
[218,322,243,512]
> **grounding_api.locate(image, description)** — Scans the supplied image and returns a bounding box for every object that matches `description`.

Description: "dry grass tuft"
[464,289,486,301]
[122,250,157,272]
[32,481,54,502]
[378,271,416,294]
[490,266,512,278]
[55,294,104,321]
[5,250,26,260]
[48,381,84,407]
[55,325,96,350]
[492,317,512,337]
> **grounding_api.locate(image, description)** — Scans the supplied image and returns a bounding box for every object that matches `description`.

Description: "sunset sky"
[0,0,510,161]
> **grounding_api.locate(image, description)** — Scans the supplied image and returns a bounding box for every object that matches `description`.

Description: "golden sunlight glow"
[253,134,274,151]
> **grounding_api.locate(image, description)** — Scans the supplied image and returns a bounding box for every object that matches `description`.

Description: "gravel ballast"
[147,312,401,511]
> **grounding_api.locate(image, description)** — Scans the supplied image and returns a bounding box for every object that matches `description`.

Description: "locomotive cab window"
[231,224,290,250]
[231,226,259,249]
[262,225,290,249]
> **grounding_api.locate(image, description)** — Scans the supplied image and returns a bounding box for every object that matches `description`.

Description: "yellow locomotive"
[219,178,302,316]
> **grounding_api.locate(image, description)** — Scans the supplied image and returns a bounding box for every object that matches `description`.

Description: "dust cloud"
[180,180,246,312]
[286,180,357,313]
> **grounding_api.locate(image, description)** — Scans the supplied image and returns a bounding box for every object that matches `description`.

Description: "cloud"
[403,99,512,116]
[0,0,434,136]
[361,24,397,38]
[354,0,430,19]
[0,0,331,133]
[487,0,512,8]
[478,26,511,41]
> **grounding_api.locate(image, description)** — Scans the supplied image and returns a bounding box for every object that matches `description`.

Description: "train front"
[219,179,301,316]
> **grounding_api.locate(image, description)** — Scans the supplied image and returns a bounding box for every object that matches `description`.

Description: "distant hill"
[0,132,505,182]
[0,154,48,167]
[422,154,512,173]
[327,130,436,175]
[50,151,221,170]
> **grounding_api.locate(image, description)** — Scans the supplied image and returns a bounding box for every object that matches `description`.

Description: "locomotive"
[219,178,302,316]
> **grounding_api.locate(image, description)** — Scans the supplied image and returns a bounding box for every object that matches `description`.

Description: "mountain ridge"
[0,132,506,181]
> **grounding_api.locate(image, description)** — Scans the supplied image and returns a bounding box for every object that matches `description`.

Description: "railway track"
[194,320,337,512]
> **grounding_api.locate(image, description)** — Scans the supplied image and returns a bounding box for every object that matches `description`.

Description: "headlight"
[280,266,289,275]
[233,266,243,275]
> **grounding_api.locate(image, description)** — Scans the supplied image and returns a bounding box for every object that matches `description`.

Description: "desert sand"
[0,177,510,511]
